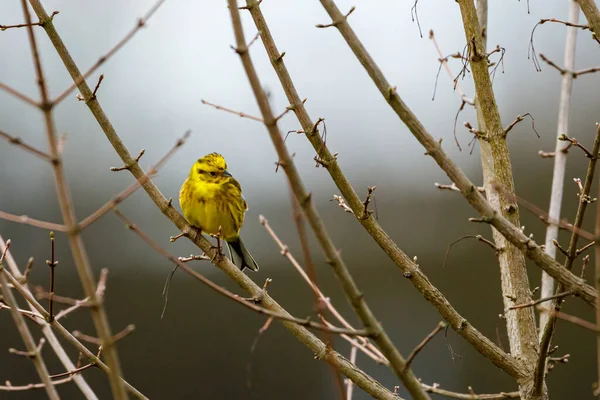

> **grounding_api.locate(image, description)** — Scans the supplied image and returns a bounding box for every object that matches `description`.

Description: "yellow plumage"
[179,153,258,271]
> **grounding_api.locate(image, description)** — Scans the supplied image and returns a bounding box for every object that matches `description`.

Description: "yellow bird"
[179,153,259,271]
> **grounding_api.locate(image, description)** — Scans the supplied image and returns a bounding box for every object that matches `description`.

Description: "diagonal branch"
[0,129,55,162]
[227,2,427,398]
[457,4,539,393]
[312,0,596,312]
[577,0,600,44]
[245,0,524,379]
[534,125,600,397]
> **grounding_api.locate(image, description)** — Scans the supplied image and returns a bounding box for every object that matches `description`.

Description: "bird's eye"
[210,171,216,177]
[197,169,205,174]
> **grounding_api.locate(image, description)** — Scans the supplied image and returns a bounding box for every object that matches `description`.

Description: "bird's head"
[189,153,233,184]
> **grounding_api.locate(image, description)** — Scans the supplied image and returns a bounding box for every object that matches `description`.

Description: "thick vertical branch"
[0,236,98,399]
[0,246,60,400]
[228,2,429,399]
[540,0,580,335]
[458,2,539,397]
[22,1,127,398]
[23,3,398,397]
[245,0,524,379]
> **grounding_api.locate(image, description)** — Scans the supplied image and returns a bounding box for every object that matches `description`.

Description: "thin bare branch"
[115,209,372,338]
[0,131,54,162]
[535,124,600,397]
[0,251,147,399]
[421,383,519,399]
[0,237,97,399]
[79,130,190,230]
[403,321,447,372]
[23,0,127,396]
[0,210,67,232]
[52,0,168,105]
[230,3,425,398]
[247,0,524,379]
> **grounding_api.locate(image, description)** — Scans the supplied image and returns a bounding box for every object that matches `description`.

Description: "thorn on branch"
[316,6,355,28]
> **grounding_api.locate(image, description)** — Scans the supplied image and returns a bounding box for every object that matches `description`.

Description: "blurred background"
[1,0,600,398]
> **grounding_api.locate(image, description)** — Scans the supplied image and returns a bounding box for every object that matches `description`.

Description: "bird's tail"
[226,237,259,272]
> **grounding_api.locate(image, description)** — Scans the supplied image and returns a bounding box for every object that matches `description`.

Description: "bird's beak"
[223,170,232,177]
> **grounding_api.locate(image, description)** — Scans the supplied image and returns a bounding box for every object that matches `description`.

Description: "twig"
[503,113,539,137]
[229,2,425,398]
[403,321,446,372]
[331,195,354,214]
[421,383,519,399]
[0,376,76,392]
[345,346,357,400]
[79,130,190,230]
[559,134,595,158]
[0,240,59,399]
[595,156,600,391]
[538,306,598,332]
[0,237,98,399]
[1,244,144,399]
[0,129,55,162]
[507,291,572,311]
[289,188,346,399]
[248,0,524,379]
[443,235,498,269]
[571,0,600,44]
[49,350,100,380]
[259,215,386,361]
[46,232,57,322]
[23,1,127,396]
[0,210,67,232]
[534,124,600,397]
[115,209,370,337]
[201,99,263,122]
[52,0,168,105]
